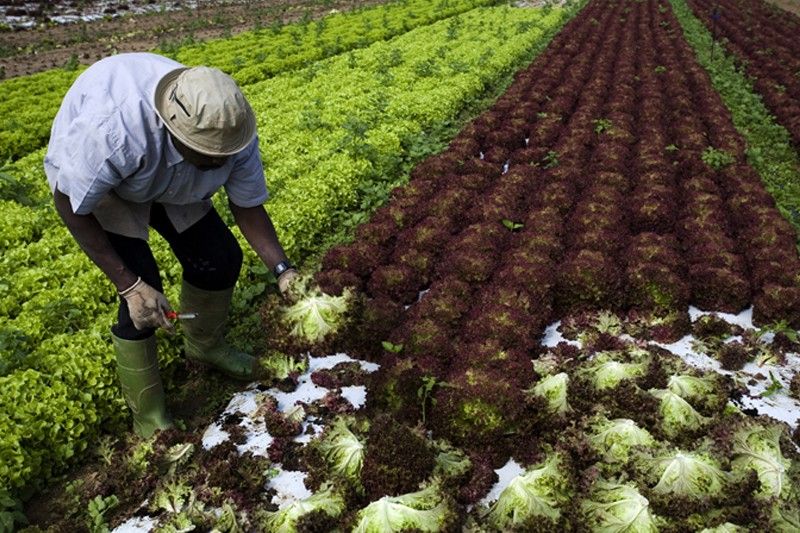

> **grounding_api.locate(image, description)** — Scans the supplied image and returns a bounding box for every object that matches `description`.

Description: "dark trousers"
[108,204,243,340]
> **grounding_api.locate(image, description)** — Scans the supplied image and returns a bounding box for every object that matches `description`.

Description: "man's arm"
[228,201,289,270]
[53,189,138,291]
[54,189,173,330]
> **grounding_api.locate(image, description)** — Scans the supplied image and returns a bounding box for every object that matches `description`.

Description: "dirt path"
[0,0,389,79]
[763,0,800,17]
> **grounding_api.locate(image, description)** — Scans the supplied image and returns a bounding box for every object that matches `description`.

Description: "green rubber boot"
[180,280,258,381]
[112,334,174,438]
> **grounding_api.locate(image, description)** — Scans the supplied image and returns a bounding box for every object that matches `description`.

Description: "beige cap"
[154,66,257,157]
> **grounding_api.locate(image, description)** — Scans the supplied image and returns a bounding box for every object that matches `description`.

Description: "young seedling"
[86,494,119,533]
[382,341,404,353]
[761,371,783,398]
[93,435,118,466]
[543,150,560,169]
[760,320,799,343]
[501,219,524,232]
[593,118,614,134]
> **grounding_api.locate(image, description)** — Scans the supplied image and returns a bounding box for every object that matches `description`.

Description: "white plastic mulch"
[659,307,799,430]
[202,354,378,500]
[112,353,379,532]
[114,305,798,529]
[112,516,158,533]
[482,305,800,505]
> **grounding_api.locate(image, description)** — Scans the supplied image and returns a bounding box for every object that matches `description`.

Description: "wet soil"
[0,0,388,79]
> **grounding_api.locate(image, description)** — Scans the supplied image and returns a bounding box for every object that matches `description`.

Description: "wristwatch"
[273,260,293,278]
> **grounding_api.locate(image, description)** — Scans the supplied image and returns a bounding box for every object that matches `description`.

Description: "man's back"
[54,52,181,123]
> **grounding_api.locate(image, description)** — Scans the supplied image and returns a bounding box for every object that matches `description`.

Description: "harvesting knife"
[166,311,199,320]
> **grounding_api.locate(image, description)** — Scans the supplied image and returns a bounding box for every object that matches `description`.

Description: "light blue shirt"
[44,52,269,239]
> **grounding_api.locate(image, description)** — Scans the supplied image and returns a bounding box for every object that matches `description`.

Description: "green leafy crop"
[259,484,346,532]
[670,0,800,240]
[731,423,792,499]
[650,388,711,438]
[281,278,353,344]
[529,372,572,415]
[580,352,647,391]
[645,450,728,499]
[581,480,662,533]
[589,416,656,463]
[701,147,735,170]
[483,452,573,528]
[314,416,368,484]
[352,481,457,533]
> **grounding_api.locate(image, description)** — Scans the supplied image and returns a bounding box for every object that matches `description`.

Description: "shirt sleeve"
[51,111,144,215]
[225,136,270,208]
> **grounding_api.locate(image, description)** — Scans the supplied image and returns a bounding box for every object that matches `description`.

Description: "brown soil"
[0,0,389,79]
[764,0,800,17]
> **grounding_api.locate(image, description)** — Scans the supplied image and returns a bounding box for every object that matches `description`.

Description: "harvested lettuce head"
[770,504,800,531]
[530,372,572,416]
[351,481,458,533]
[645,450,728,499]
[731,423,792,499]
[259,484,345,532]
[582,352,647,391]
[649,389,710,438]
[581,480,661,533]
[314,416,368,485]
[259,350,308,382]
[666,373,728,411]
[589,417,656,463]
[667,374,717,400]
[483,452,573,529]
[281,275,353,344]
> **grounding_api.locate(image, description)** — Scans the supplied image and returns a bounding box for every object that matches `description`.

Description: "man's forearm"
[229,202,289,271]
[53,190,138,291]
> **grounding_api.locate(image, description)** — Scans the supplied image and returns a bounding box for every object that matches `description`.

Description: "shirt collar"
[164,130,185,168]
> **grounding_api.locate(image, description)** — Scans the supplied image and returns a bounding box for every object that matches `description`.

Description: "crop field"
[1,0,800,531]
[686,0,800,150]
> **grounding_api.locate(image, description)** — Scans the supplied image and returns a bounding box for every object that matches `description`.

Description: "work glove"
[119,277,175,332]
[277,268,301,303]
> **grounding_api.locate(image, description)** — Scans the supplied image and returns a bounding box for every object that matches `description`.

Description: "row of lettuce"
[165,0,500,85]
[244,5,569,261]
[254,0,800,529]
[670,0,800,246]
[0,0,498,163]
[0,2,575,516]
[314,0,800,445]
[685,0,800,151]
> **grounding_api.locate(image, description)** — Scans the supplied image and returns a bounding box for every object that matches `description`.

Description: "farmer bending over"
[45,52,299,437]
